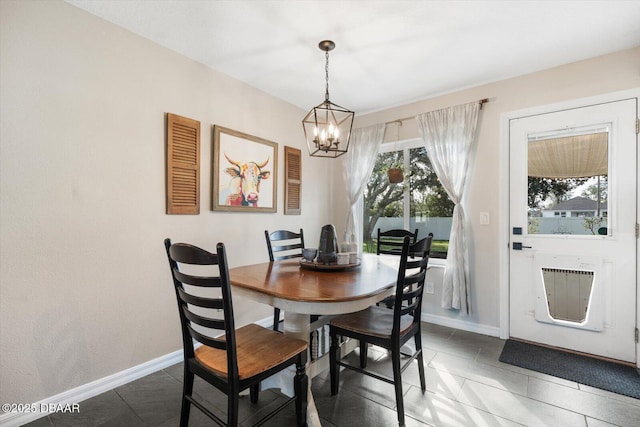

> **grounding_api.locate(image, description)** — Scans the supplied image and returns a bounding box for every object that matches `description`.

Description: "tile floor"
[25,323,640,426]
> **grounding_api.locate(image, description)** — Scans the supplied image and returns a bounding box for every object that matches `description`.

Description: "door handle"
[512,242,532,250]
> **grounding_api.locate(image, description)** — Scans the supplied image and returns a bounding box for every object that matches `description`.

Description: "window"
[362,138,452,257]
[527,127,609,236]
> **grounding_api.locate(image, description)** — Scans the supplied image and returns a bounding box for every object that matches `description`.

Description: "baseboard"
[254,315,275,329]
[0,349,184,427]
[0,318,278,427]
[421,312,501,337]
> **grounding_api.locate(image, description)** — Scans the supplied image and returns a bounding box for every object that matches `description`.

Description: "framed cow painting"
[212,125,278,213]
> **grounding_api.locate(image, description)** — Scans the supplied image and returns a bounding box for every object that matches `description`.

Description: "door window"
[527,127,609,236]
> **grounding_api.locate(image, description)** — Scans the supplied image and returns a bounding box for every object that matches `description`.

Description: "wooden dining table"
[229,253,400,427]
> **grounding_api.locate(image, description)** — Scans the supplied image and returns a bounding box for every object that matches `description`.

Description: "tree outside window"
[362,140,452,257]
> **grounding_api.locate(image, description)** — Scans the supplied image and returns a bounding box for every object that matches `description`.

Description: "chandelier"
[302,40,355,158]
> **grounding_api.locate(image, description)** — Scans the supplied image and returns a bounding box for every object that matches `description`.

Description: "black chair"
[329,235,432,426]
[376,228,419,255]
[164,238,308,427]
[375,229,422,315]
[264,229,306,331]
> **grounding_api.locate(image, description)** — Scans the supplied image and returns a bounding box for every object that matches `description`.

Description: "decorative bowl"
[302,248,317,262]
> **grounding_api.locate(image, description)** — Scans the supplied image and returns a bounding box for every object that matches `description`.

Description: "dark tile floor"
[25,323,640,426]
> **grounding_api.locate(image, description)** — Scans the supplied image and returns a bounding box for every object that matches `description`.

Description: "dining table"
[229,253,400,427]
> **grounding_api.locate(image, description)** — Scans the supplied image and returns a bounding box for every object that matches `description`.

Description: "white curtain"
[416,102,480,314]
[341,123,386,250]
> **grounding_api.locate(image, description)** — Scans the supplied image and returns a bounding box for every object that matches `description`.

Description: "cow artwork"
[212,125,277,212]
[223,153,271,207]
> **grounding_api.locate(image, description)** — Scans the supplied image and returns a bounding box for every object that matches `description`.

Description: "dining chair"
[376,228,419,256]
[329,234,432,426]
[164,238,308,427]
[362,227,425,365]
[264,229,305,331]
[364,229,431,365]
[375,228,422,318]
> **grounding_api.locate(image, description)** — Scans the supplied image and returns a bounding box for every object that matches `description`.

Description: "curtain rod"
[384,98,489,125]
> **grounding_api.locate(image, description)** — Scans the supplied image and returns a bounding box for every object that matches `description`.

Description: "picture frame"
[212,125,278,212]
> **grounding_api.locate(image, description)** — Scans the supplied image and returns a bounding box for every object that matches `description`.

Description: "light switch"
[480,212,490,225]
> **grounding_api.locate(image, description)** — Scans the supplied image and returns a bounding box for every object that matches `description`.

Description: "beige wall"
[0,0,335,404]
[334,47,640,332]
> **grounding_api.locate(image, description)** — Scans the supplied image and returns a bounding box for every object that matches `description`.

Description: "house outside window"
[536,193,608,235]
[362,138,452,257]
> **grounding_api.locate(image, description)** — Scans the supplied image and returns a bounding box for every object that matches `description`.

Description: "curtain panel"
[341,123,386,250]
[416,102,480,314]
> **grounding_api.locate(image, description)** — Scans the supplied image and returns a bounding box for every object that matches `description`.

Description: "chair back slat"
[377,228,419,256]
[164,238,238,378]
[169,243,219,265]
[399,285,423,313]
[265,229,305,261]
[403,270,426,287]
[177,288,224,310]
[392,235,433,333]
[271,243,304,253]
[173,269,223,288]
[405,257,427,271]
[182,306,226,331]
[272,252,303,261]
[187,325,227,351]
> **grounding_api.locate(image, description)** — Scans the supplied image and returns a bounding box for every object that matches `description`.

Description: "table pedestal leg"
[285,312,321,427]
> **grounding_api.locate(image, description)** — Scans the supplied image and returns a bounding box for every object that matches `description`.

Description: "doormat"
[499,339,640,399]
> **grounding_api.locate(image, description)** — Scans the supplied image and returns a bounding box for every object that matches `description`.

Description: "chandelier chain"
[325,50,330,102]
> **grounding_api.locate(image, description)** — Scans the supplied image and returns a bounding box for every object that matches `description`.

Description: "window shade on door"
[166,113,200,214]
[528,132,608,178]
[284,146,301,215]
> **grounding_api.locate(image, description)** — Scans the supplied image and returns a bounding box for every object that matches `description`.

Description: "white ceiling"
[66,0,640,114]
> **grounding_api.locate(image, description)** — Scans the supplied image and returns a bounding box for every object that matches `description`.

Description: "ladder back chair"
[365,230,432,367]
[376,228,419,256]
[264,229,305,331]
[265,229,327,360]
[164,238,308,427]
[373,229,428,338]
[329,234,433,426]
[376,229,431,308]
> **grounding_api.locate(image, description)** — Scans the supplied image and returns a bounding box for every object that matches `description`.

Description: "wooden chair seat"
[196,324,307,380]
[330,306,413,339]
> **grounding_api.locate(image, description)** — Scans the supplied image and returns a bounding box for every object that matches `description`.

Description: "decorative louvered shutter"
[166,113,200,214]
[284,146,301,215]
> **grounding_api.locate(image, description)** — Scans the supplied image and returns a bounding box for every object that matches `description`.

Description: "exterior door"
[509,98,637,362]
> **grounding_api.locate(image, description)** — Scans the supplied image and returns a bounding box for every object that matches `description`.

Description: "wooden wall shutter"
[284,146,301,215]
[166,113,200,214]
